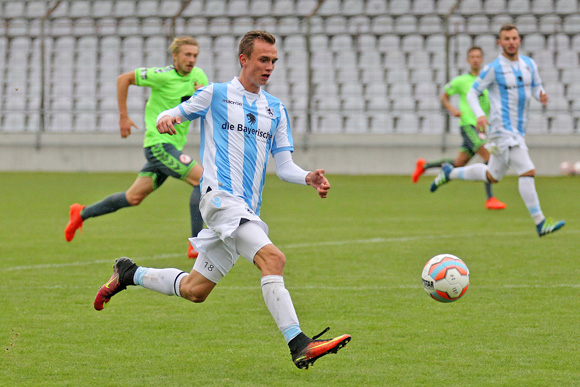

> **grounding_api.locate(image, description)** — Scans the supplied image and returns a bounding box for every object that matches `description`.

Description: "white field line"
[6,229,578,272]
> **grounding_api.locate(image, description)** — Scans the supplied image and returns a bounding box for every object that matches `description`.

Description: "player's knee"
[180,285,209,303]
[126,193,146,206]
[486,171,500,184]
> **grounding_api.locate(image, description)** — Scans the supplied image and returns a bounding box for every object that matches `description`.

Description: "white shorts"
[487,134,535,181]
[189,190,272,283]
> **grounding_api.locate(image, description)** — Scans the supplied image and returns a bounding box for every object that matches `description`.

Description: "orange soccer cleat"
[188,243,199,259]
[65,203,86,242]
[412,158,427,183]
[291,328,351,370]
[485,197,507,210]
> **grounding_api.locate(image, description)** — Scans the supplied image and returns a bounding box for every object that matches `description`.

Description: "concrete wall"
[1,131,579,176]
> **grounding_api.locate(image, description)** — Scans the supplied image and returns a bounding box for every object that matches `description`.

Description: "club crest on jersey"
[265,106,275,118]
[247,112,256,125]
[179,154,192,164]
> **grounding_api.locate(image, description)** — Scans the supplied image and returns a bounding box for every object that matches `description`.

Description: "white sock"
[134,267,187,297]
[261,275,302,343]
[518,176,544,225]
[449,163,488,181]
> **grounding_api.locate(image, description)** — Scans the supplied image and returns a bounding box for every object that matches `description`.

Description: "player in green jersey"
[412,46,506,210]
[65,36,208,258]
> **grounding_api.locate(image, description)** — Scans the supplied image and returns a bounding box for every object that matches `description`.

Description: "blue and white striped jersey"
[467,54,544,138]
[158,77,294,215]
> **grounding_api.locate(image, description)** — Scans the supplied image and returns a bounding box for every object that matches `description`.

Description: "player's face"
[239,39,278,93]
[498,29,521,59]
[467,49,483,72]
[173,44,199,75]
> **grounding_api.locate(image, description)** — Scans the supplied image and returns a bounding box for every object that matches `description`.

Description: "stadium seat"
[417,15,442,34]
[311,51,333,69]
[181,0,204,16]
[4,1,25,18]
[395,15,417,34]
[563,15,580,34]
[466,15,489,34]
[348,15,371,34]
[490,14,514,33]
[343,0,364,15]
[368,112,394,133]
[358,50,382,69]
[385,65,408,82]
[205,0,226,16]
[114,1,137,17]
[316,113,343,133]
[522,33,546,53]
[137,0,159,16]
[370,15,394,34]
[26,1,48,18]
[457,0,482,14]
[473,34,498,57]
[49,112,73,132]
[526,113,549,133]
[407,51,430,70]
[419,113,445,134]
[412,0,435,15]
[538,15,562,34]
[295,0,318,16]
[565,82,580,100]
[508,0,530,14]
[330,34,353,52]
[396,113,420,133]
[389,82,413,98]
[392,96,416,112]
[540,67,559,83]
[436,0,456,14]
[556,0,578,13]
[278,17,302,35]
[531,0,554,14]
[250,0,273,16]
[272,0,295,16]
[401,34,424,53]
[377,34,400,52]
[365,0,387,15]
[547,33,570,51]
[515,15,537,35]
[344,112,368,133]
[317,0,340,15]
[357,34,377,50]
[550,115,575,134]
[555,51,579,69]
[425,34,446,53]
[361,69,385,85]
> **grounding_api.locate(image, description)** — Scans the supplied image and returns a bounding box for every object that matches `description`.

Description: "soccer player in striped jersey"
[65,37,208,258]
[412,46,506,210]
[94,31,350,369]
[430,24,565,237]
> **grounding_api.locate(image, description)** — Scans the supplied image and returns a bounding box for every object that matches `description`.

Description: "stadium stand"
[0,0,578,135]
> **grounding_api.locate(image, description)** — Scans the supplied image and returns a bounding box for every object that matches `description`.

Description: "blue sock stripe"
[134,267,149,286]
[528,205,541,215]
[457,167,464,179]
[281,325,302,343]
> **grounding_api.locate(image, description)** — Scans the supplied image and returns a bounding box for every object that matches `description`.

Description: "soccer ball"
[574,161,580,175]
[560,161,575,175]
[422,254,470,303]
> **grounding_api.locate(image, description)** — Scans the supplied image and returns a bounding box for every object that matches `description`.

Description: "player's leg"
[236,221,350,369]
[473,144,506,210]
[510,147,565,236]
[64,174,157,242]
[412,157,455,183]
[184,163,204,259]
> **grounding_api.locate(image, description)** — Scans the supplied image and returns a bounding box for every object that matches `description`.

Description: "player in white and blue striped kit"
[430,24,565,237]
[94,31,350,369]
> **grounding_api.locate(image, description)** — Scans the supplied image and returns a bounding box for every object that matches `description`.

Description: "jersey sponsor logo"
[265,106,275,118]
[221,121,273,141]
[179,154,192,164]
[154,65,175,73]
[222,98,243,106]
[140,68,147,80]
[247,112,256,125]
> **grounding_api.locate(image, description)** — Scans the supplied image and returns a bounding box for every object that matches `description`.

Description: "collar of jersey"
[232,76,261,97]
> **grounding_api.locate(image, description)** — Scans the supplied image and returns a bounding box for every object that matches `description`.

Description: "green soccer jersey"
[135,65,209,150]
[444,73,490,127]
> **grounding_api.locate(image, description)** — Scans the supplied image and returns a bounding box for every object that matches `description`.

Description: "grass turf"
[1,172,579,386]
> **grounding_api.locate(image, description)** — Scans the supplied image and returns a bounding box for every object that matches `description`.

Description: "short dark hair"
[238,30,276,60]
[498,23,519,38]
[467,46,483,56]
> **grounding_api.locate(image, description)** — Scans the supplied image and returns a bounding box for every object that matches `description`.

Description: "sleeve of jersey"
[156,84,213,124]
[444,79,456,96]
[274,151,309,185]
[271,102,294,155]
[134,67,157,88]
[467,65,493,118]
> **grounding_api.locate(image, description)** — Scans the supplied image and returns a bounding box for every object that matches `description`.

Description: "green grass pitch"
[2,172,579,386]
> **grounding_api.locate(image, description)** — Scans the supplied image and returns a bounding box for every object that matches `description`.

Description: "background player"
[93,30,351,369]
[430,24,565,236]
[65,36,208,258]
[413,46,506,210]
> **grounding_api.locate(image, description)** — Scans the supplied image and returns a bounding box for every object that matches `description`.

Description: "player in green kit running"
[65,36,208,258]
[412,46,506,210]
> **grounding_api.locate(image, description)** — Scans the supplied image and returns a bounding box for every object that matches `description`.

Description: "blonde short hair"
[169,36,199,55]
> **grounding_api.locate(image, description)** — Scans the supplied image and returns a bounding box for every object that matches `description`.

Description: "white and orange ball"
[422,254,470,303]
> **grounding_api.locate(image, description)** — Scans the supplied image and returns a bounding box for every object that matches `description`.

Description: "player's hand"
[539,90,548,106]
[451,109,461,118]
[307,169,331,198]
[119,116,139,138]
[156,116,180,135]
[476,116,488,132]
[194,81,203,90]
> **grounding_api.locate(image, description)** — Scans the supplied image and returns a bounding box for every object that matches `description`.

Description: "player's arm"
[440,92,461,117]
[117,71,139,138]
[467,69,492,131]
[530,59,548,105]
[156,85,213,135]
[273,151,330,198]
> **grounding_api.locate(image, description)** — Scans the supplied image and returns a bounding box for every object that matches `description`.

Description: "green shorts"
[139,143,197,189]
[459,125,487,157]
